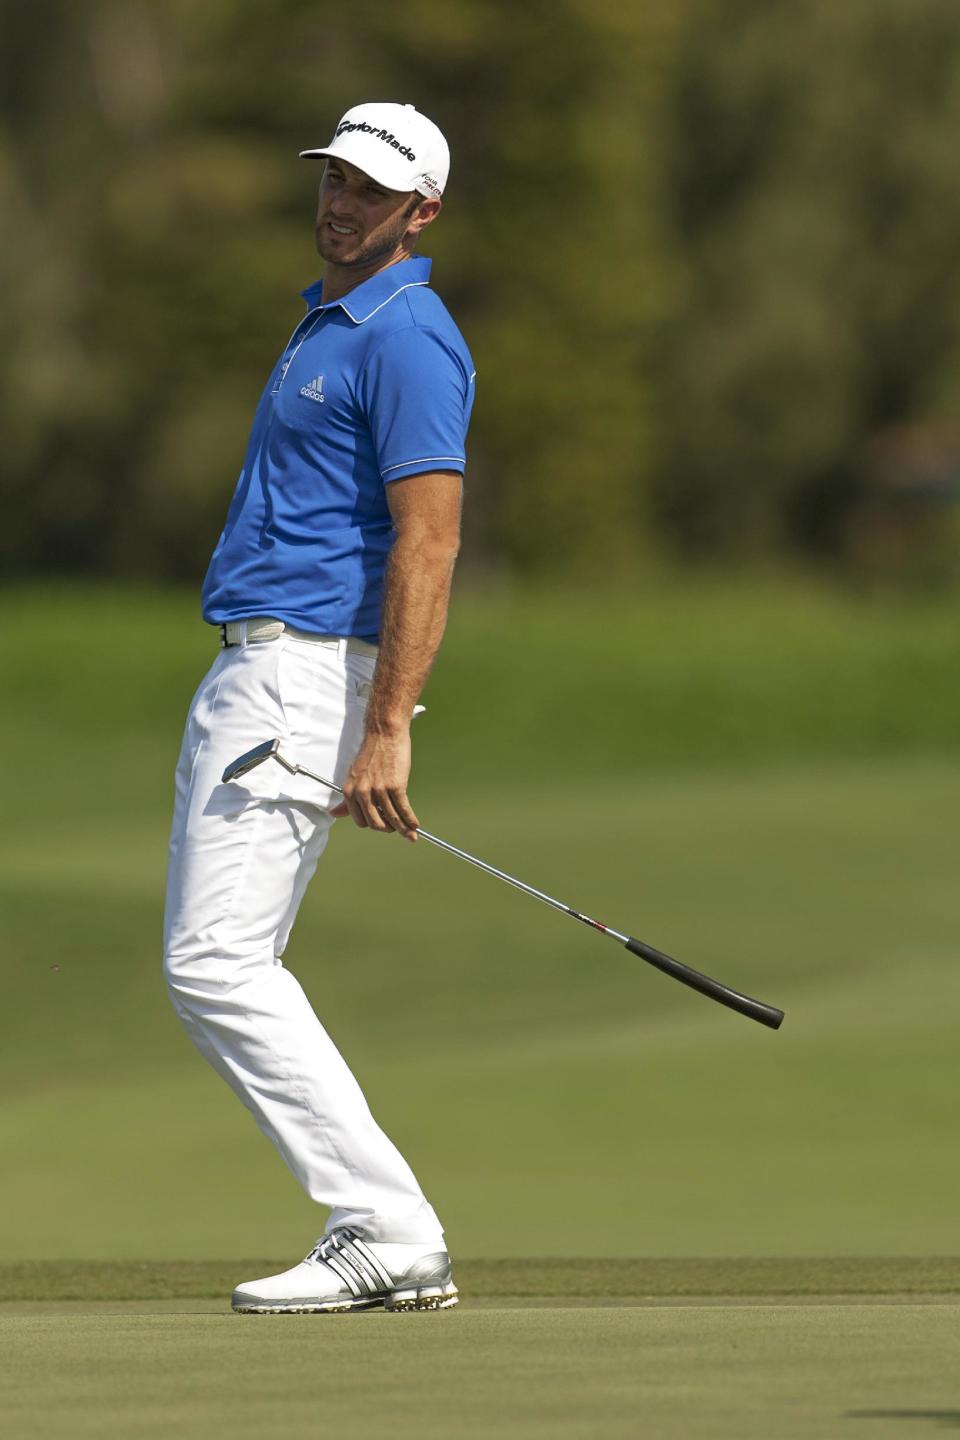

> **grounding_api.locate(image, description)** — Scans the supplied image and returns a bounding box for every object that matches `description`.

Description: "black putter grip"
[624,936,784,1030]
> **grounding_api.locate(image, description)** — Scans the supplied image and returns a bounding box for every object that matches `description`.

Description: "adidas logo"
[299,375,325,403]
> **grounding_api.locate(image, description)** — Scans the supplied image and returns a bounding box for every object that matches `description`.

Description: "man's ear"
[408,196,442,235]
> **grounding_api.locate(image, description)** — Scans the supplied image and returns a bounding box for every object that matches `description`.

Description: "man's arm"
[332,470,462,840]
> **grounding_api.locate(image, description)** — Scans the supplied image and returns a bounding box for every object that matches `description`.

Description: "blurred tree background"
[2,0,960,584]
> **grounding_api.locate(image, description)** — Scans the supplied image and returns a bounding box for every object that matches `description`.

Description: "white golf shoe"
[231,1227,459,1314]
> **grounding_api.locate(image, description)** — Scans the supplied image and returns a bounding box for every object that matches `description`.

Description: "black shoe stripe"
[349,1236,396,1291]
[333,1243,384,1295]
[326,1228,394,1292]
[322,1253,364,1297]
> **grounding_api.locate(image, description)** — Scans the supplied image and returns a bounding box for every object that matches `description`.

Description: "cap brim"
[298,140,411,193]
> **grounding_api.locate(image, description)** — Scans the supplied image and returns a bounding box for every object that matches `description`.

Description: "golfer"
[162,101,475,1314]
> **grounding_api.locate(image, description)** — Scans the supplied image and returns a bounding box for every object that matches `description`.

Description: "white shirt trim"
[381,455,465,477]
[340,281,429,325]
[272,307,323,394]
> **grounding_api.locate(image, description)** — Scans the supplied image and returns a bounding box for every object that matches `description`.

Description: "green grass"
[1,1297,958,1439]
[1,756,957,1260]
[6,575,960,816]
[1,1258,959,1302]
[3,579,959,1436]
[1,579,958,1263]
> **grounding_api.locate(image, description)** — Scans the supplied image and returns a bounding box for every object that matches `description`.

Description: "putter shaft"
[273,749,629,933]
[223,740,784,1030]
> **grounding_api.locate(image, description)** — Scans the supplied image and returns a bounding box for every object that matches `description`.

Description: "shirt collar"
[301,255,432,325]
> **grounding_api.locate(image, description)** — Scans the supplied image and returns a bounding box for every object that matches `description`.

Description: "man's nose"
[328,189,357,214]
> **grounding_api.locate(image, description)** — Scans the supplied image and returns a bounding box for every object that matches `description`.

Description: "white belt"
[219,617,378,658]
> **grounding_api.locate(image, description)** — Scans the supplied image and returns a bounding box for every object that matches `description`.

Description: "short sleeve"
[361,327,474,483]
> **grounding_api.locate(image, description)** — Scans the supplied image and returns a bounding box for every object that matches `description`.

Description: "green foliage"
[0,0,667,579]
[654,0,960,565]
[2,1,960,577]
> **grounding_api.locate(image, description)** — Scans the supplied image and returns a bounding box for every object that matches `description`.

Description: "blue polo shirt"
[201,255,475,642]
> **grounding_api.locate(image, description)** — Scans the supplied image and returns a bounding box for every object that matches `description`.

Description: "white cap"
[299,102,449,198]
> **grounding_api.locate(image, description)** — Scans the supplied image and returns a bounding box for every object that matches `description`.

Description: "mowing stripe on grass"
[1,1257,958,1303]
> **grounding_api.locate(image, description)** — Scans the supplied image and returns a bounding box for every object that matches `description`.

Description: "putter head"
[222,738,281,784]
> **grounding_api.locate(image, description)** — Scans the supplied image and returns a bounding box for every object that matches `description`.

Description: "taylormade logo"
[335,119,416,162]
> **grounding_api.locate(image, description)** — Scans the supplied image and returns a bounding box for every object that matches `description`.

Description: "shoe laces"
[305,1228,355,1265]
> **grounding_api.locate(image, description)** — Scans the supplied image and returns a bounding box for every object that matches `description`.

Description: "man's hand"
[330,726,420,841]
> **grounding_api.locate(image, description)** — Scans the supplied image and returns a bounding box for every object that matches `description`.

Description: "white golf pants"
[162,628,444,1246]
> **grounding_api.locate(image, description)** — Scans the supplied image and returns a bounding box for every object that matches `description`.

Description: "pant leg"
[162,633,443,1245]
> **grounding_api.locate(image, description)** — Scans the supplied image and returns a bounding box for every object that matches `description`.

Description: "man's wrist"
[364,711,412,739]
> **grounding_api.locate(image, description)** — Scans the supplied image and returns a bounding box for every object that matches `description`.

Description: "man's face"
[315,158,423,267]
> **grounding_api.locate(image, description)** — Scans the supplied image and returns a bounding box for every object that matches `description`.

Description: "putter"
[223,739,785,1030]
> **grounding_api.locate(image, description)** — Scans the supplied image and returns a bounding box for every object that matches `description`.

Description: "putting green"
[1,1271,957,1440]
